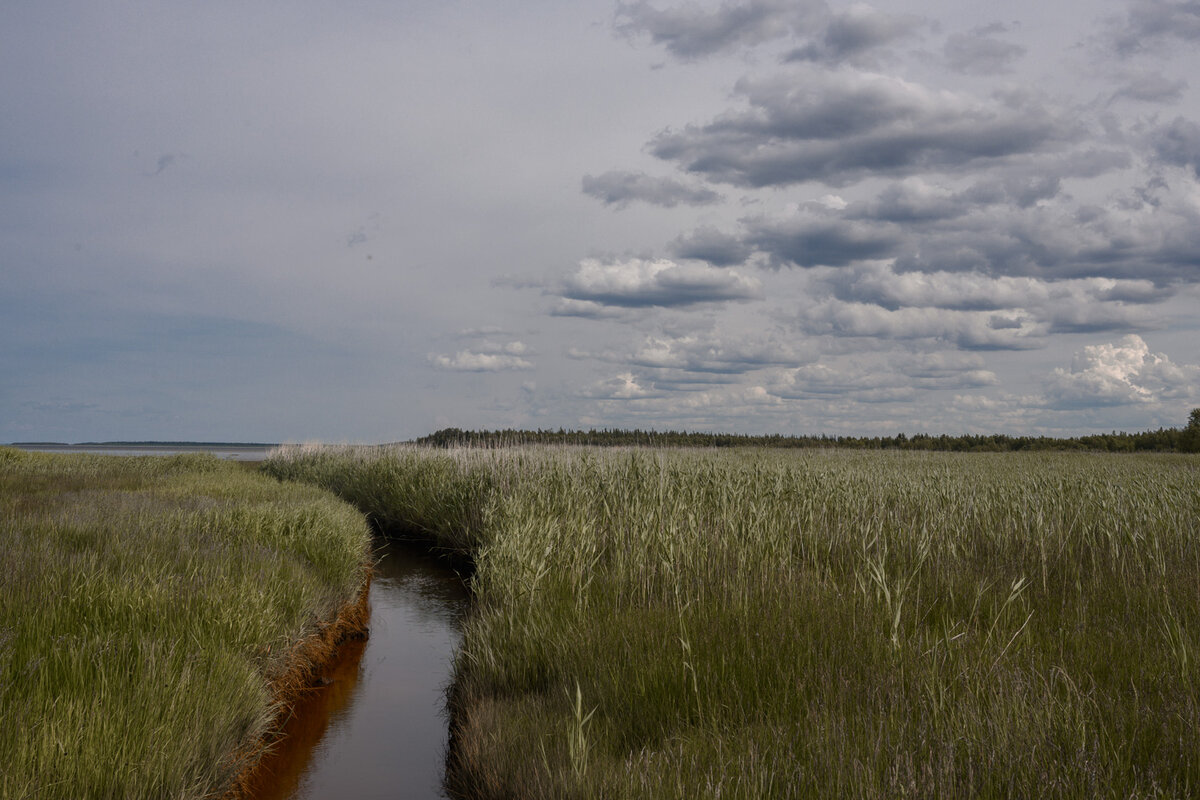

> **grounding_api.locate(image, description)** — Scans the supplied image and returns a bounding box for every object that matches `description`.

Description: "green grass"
[266,445,1200,799]
[0,447,371,800]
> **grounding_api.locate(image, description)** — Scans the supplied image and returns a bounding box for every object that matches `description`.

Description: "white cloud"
[430,341,534,372]
[794,299,1045,350]
[1044,334,1200,408]
[584,372,662,399]
[548,298,631,319]
[824,263,1164,313]
[580,328,816,376]
[559,257,761,308]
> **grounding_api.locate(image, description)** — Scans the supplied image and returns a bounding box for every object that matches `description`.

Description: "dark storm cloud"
[669,225,754,265]
[1150,116,1200,176]
[942,26,1026,75]
[784,6,924,66]
[649,70,1070,188]
[614,0,812,60]
[1104,0,1200,56]
[581,170,723,208]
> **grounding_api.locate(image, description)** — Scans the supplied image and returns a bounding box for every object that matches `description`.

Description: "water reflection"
[242,538,469,800]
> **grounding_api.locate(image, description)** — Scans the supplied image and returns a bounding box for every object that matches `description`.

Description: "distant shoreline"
[9,441,279,447]
[6,442,279,462]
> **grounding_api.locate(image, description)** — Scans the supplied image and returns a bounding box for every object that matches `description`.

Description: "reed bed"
[0,447,371,800]
[265,445,1200,799]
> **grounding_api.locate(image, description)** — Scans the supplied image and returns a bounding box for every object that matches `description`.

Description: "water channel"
[242,538,470,800]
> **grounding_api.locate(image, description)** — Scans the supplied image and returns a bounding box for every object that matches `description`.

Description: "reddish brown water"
[242,538,469,800]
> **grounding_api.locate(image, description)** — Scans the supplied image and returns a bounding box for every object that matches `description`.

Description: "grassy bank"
[0,447,371,800]
[265,445,1200,798]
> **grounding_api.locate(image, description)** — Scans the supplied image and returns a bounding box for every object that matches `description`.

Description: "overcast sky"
[3,0,1199,443]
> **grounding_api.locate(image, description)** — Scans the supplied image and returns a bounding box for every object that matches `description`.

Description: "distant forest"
[418,410,1200,453]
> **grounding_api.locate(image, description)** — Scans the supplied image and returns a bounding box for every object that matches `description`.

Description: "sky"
[2,0,1199,443]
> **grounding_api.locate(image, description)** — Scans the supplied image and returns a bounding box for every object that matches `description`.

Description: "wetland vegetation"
[266,445,1200,799]
[0,447,371,799]
[5,432,1199,799]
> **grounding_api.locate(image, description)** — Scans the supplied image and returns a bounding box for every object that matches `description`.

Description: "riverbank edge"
[218,568,374,799]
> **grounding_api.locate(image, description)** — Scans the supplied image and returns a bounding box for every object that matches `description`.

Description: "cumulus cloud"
[840,167,1099,225]
[614,0,814,60]
[1044,334,1200,408]
[769,361,915,402]
[743,214,901,267]
[583,328,816,375]
[582,170,723,208]
[616,0,924,66]
[785,4,925,66]
[757,349,1000,408]
[790,262,1166,353]
[943,25,1026,74]
[819,262,1168,315]
[793,300,1045,350]
[656,153,1199,285]
[649,68,1070,188]
[1103,0,1200,56]
[430,340,534,372]
[548,298,631,319]
[846,178,968,223]
[653,148,1195,285]
[670,225,754,266]
[584,371,664,399]
[894,351,999,388]
[558,257,761,308]
[1108,71,1189,104]
[1150,116,1200,176]
[879,190,1200,284]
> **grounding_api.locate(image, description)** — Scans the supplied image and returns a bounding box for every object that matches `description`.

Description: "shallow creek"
[242,538,469,800]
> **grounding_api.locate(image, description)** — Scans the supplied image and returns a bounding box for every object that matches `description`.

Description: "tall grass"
[0,447,371,800]
[265,445,1200,799]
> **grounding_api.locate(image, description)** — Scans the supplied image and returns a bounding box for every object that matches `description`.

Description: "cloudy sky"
[3,0,1199,443]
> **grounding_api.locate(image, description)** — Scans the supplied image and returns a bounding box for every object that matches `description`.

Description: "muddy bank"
[221,573,373,799]
[220,538,470,800]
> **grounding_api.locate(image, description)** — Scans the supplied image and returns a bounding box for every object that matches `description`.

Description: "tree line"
[417,409,1200,453]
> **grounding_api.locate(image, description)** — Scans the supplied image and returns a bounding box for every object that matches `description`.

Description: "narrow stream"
[242,538,469,800]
